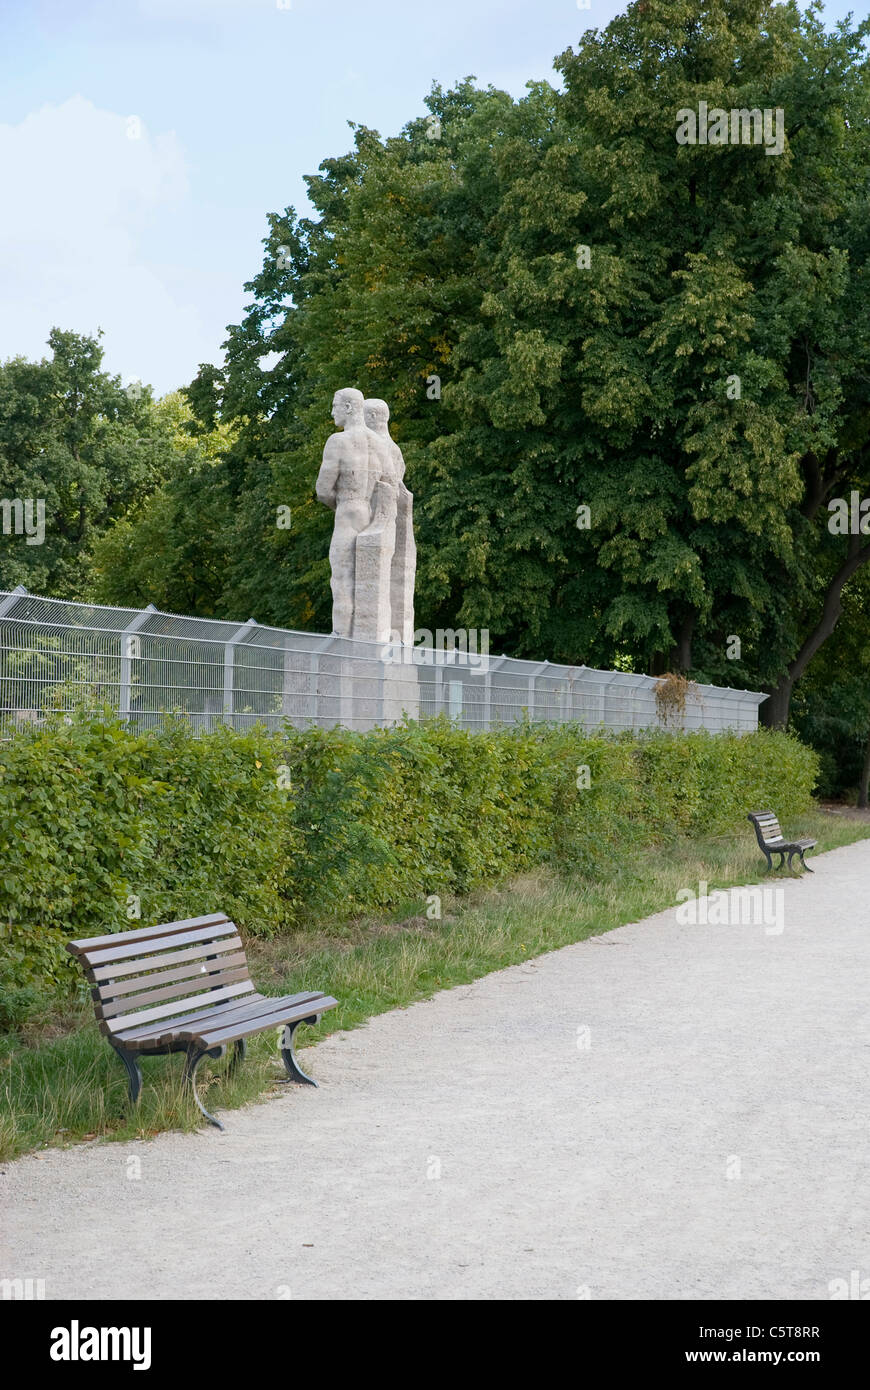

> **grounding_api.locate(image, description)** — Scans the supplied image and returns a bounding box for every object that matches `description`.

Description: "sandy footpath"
[2,840,868,1300]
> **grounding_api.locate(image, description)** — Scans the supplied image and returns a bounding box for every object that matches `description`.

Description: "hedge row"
[0,714,817,1020]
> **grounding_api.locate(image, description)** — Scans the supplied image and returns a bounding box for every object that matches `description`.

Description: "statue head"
[364,398,390,435]
[331,387,365,428]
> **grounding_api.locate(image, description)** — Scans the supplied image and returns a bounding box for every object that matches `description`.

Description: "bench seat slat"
[113,990,326,1048]
[111,989,268,1045]
[112,991,268,1044]
[98,964,253,1019]
[123,990,326,1046]
[102,981,255,1035]
[88,940,244,985]
[186,995,339,1050]
[175,991,329,1042]
[74,921,239,967]
[67,913,230,956]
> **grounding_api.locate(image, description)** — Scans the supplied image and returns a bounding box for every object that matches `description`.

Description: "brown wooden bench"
[67,912,337,1130]
[747,810,816,874]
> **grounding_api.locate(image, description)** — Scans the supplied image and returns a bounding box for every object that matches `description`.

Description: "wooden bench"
[747,811,816,874]
[67,912,337,1130]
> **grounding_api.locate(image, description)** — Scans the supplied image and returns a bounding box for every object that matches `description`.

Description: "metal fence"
[0,586,767,736]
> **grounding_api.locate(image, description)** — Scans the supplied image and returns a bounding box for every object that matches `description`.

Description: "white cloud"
[0,95,226,393]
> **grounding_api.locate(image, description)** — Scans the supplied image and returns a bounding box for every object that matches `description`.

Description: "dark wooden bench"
[747,810,816,873]
[67,912,337,1130]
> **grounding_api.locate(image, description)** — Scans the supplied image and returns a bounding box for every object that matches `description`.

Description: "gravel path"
[3,840,868,1301]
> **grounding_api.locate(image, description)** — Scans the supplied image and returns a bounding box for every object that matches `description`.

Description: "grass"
[1,808,867,1162]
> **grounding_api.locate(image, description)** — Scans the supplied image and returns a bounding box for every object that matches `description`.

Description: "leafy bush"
[0,713,298,1004]
[0,714,817,1012]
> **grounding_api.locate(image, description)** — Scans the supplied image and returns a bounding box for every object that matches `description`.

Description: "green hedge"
[0,714,817,1021]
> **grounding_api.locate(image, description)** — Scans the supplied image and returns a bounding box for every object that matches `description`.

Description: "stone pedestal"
[281,635,419,732]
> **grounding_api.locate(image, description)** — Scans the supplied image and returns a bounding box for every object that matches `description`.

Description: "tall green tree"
[429,0,870,714]
[0,330,174,598]
[87,393,236,615]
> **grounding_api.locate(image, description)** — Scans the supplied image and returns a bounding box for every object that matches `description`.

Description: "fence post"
[377,639,386,729]
[602,672,622,730]
[339,639,355,729]
[483,655,506,730]
[309,648,320,726]
[432,646,442,717]
[448,680,463,721]
[528,661,548,723]
[563,665,586,727]
[224,619,256,727]
[119,605,156,725]
[282,635,293,725]
[0,584,27,618]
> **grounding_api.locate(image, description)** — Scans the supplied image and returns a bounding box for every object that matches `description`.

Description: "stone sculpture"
[363,398,416,647]
[315,387,415,645]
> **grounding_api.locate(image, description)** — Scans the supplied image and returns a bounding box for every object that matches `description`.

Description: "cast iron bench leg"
[110,1041,142,1106]
[787,848,814,873]
[280,1017,320,1087]
[183,1046,225,1131]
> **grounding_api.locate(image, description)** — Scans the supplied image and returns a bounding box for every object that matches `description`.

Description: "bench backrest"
[66,913,255,1038]
[747,810,785,846]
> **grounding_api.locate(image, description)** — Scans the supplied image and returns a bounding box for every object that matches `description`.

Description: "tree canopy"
[179,0,870,735]
[0,330,176,597]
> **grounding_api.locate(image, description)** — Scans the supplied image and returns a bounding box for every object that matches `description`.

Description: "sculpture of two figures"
[316,388,416,645]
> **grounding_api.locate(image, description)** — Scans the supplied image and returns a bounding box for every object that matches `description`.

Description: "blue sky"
[0,0,862,395]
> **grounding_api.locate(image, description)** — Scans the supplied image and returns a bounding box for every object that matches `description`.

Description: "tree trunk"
[858,732,870,808]
[670,611,695,672]
[760,677,793,730]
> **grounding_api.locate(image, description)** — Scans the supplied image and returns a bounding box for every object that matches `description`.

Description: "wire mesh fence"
[0,586,767,737]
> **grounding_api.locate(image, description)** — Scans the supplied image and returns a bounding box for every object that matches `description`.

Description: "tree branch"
[800,451,823,518]
[789,535,870,683]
